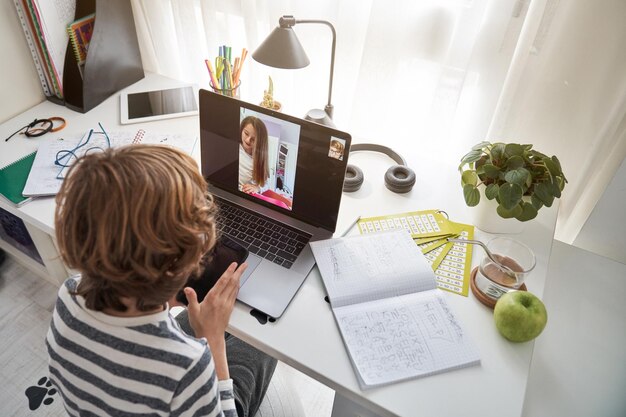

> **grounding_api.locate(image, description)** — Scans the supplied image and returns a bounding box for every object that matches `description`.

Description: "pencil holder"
[210,81,241,98]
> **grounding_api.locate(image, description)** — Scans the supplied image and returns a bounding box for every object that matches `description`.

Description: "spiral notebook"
[67,13,95,77]
[0,152,37,207]
[310,230,480,389]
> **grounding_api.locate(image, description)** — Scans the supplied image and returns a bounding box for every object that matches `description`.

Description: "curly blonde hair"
[55,145,217,312]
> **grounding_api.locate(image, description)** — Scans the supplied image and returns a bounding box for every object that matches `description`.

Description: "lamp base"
[304,109,335,127]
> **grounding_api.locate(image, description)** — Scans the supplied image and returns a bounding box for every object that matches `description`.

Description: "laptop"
[199,89,352,319]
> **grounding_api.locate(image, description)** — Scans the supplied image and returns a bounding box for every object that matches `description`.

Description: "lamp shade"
[252,26,310,69]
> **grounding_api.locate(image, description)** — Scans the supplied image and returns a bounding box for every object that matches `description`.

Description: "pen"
[339,216,361,237]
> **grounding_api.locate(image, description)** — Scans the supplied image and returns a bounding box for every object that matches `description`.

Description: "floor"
[0,255,334,416]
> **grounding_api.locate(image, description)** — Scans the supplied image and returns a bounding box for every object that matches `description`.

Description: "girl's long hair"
[241,116,269,187]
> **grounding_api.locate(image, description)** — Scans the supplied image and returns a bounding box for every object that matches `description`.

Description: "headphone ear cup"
[384,165,416,193]
[343,164,364,192]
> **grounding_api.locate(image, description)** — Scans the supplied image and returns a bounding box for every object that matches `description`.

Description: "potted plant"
[260,76,281,111]
[459,141,567,226]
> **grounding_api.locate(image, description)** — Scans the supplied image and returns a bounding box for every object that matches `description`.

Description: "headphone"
[343,143,416,193]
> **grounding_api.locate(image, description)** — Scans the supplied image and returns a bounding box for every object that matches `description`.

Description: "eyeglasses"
[54,122,110,179]
[4,117,66,142]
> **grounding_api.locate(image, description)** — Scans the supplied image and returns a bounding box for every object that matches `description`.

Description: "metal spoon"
[447,238,517,275]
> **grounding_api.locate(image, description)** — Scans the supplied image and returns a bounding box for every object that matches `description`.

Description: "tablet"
[120,85,199,124]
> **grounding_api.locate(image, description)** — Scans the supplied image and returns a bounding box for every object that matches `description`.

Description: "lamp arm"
[290,18,336,118]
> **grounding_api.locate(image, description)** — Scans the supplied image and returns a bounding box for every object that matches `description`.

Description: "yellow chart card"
[430,221,474,296]
[357,210,453,239]
[416,234,458,254]
[414,234,454,246]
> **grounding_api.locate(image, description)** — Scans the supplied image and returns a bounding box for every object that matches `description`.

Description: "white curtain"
[130,0,626,243]
[488,0,626,243]
[130,0,526,139]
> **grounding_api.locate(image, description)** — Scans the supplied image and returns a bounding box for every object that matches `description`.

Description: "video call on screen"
[200,95,350,231]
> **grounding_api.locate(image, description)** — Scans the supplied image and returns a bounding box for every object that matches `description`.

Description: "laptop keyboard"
[214,197,311,269]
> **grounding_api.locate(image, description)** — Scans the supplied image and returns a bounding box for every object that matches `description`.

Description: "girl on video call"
[239,116,270,194]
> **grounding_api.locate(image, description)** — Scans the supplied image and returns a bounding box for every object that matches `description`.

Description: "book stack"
[13,0,76,101]
[14,0,143,113]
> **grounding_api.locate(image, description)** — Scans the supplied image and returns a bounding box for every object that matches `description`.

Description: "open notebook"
[310,230,480,389]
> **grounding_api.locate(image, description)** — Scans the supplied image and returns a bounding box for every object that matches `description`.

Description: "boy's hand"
[241,184,260,194]
[185,262,248,344]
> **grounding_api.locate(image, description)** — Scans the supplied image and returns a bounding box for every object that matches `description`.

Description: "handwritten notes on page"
[22,136,78,196]
[311,230,436,307]
[334,291,480,388]
[358,211,475,297]
[311,230,480,389]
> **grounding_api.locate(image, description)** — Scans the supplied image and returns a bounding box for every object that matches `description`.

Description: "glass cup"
[475,237,536,301]
[210,80,241,98]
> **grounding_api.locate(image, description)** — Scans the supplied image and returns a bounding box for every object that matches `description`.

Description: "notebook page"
[23,135,81,196]
[310,230,436,307]
[334,290,480,389]
[103,131,198,155]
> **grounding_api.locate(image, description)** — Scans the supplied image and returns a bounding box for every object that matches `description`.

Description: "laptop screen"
[199,90,351,232]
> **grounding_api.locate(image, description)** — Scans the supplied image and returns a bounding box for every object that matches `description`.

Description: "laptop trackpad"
[239,254,262,287]
[238,261,305,318]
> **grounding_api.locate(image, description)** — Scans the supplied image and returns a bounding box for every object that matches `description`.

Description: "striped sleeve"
[170,346,237,417]
[47,277,238,417]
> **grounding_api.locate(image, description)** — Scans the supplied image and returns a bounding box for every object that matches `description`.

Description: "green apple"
[493,291,547,342]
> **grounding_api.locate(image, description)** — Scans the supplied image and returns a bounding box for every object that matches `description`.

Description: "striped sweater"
[46,277,237,417]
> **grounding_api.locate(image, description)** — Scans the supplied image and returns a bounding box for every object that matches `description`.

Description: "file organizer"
[62,0,144,113]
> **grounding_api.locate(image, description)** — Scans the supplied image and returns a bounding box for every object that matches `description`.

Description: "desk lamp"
[253,15,337,127]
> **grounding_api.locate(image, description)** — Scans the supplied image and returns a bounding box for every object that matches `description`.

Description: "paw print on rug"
[25,376,57,410]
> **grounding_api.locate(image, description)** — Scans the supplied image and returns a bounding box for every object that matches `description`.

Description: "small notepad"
[0,152,36,206]
[310,230,480,389]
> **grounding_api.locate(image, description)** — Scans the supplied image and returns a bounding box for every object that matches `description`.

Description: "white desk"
[0,74,201,284]
[522,241,626,417]
[0,73,560,417]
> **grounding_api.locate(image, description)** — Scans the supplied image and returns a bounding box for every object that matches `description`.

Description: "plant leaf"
[460,150,483,167]
[550,179,562,198]
[542,157,560,177]
[482,164,500,179]
[491,143,505,161]
[461,170,478,187]
[507,155,525,169]
[504,143,524,157]
[515,202,538,222]
[497,203,523,219]
[531,195,544,210]
[498,183,523,210]
[472,141,491,151]
[463,184,481,206]
[504,168,530,186]
[534,182,555,207]
[485,183,499,200]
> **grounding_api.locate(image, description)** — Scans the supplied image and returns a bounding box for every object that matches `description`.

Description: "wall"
[0,0,45,124]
